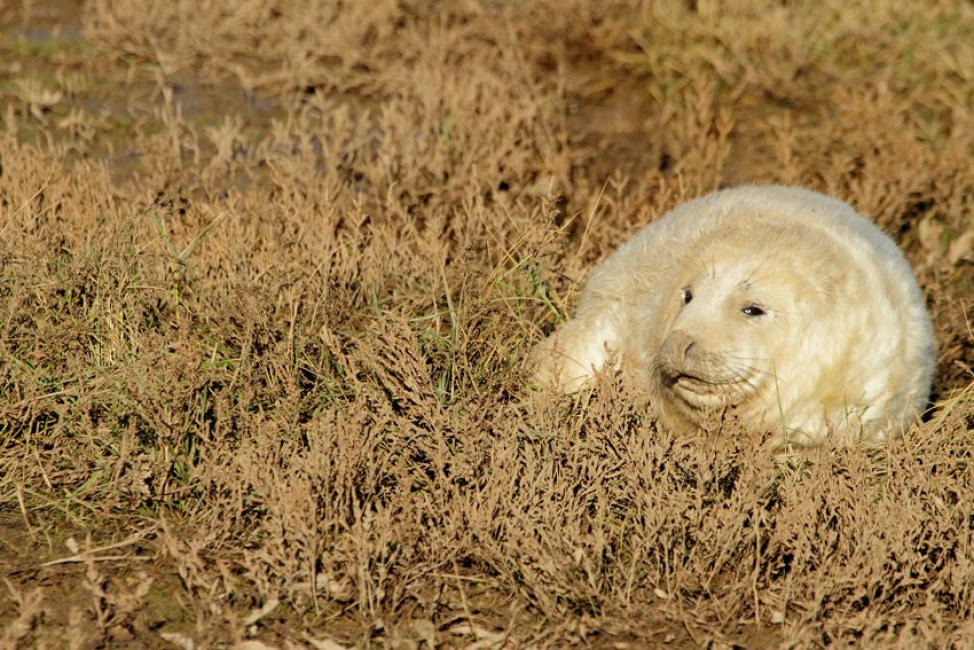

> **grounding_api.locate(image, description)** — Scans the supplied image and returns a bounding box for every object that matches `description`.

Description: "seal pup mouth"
[659,370,720,392]
[666,371,735,387]
[655,358,766,411]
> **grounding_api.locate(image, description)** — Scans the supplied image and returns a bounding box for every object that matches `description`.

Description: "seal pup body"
[529,186,935,449]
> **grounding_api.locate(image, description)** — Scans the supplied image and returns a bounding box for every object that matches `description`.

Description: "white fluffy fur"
[529,185,936,449]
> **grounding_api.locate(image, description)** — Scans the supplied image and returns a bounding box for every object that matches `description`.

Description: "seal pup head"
[649,223,844,434]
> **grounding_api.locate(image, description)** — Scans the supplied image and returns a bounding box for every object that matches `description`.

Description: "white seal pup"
[529,185,935,450]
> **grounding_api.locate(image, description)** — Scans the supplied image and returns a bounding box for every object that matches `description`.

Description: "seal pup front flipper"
[526,296,624,393]
[526,221,671,394]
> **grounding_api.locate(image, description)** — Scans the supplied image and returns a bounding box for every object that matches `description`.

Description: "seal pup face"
[653,251,808,422]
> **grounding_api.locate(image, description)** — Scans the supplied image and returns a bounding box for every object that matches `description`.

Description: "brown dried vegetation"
[1,0,973,647]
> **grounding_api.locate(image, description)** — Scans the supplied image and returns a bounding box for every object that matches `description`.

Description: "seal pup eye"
[682,288,693,305]
[742,305,766,317]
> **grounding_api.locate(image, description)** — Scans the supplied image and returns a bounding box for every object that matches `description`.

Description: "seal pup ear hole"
[682,288,693,305]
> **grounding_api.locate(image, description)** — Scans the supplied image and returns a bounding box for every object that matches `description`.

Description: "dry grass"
[1,0,973,647]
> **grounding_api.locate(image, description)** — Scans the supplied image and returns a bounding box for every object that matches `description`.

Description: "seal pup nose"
[662,331,696,364]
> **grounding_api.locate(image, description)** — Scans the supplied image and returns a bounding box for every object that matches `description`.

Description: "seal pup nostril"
[659,331,692,369]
